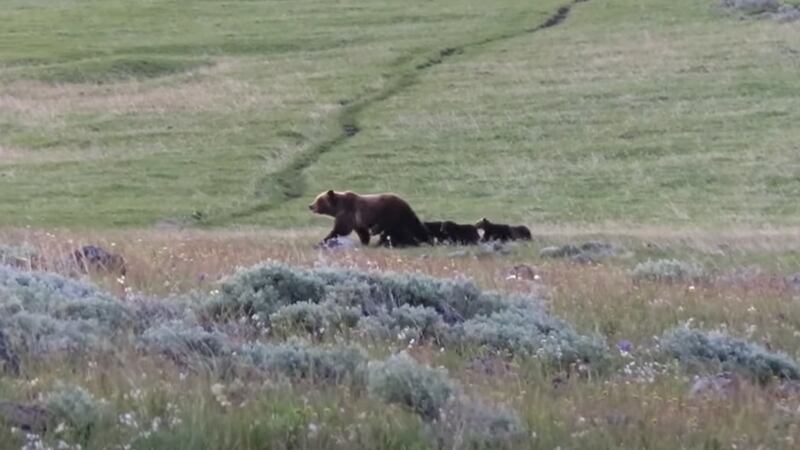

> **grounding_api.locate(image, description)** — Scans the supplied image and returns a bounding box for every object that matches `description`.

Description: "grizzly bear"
[309,190,430,247]
[440,221,480,245]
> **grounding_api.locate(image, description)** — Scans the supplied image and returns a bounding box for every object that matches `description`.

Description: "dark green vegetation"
[2,261,800,449]
[1,0,799,227]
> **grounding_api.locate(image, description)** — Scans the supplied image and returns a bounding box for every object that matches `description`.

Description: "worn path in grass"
[214,0,590,224]
[0,0,564,227]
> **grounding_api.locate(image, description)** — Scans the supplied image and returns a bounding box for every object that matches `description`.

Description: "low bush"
[46,382,107,440]
[207,263,607,364]
[209,263,326,319]
[660,327,800,383]
[269,301,361,338]
[207,263,499,325]
[367,352,455,420]
[631,259,706,284]
[356,305,446,343]
[0,267,134,364]
[139,322,231,365]
[450,303,608,365]
[368,352,526,447]
[721,0,780,13]
[239,340,368,386]
[2,312,102,357]
[0,243,39,268]
[438,398,525,449]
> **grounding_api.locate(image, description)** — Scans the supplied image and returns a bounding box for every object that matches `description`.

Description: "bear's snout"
[308,204,315,211]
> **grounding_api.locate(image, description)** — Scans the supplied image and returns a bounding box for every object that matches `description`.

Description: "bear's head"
[475,217,490,228]
[309,190,339,216]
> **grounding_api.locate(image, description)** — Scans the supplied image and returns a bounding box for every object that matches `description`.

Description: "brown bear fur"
[440,221,480,245]
[309,190,430,247]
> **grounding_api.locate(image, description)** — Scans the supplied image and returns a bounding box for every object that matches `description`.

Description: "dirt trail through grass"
[214,0,589,225]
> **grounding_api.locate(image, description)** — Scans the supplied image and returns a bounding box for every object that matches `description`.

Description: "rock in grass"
[688,372,742,399]
[539,245,580,258]
[0,401,52,433]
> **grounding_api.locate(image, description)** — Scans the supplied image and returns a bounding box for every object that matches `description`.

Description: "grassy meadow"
[2,0,800,449]
[1,0,799,227]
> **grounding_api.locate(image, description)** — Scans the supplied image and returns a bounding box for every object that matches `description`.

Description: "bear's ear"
[326,190,335,197]
[326,190,337,205]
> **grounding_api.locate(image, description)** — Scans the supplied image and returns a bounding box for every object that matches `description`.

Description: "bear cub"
[423,221,448,244]
[475,218,532,242]
[440,221,480,245]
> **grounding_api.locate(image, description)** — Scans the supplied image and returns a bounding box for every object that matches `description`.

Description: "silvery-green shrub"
[631,259,706,284]
[239,340,367,385]
[0,243,38,267]
[367,352,454,420]
[209,263,326,319]
[356,305,447,343]
[139,322,230,364]
[269,301,361,337]
[449,303,607,365]
[209,263,500,324]
[208,263,607,363]
[721,0,780,13]
[438,398,525,449]
[0,267,134,362]
[46,382,107,438]
[2,312,101,356]
[661,327,800,383]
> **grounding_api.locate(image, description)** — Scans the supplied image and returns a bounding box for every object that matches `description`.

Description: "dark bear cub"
[440,221,480,245]
[475,218,512,242]
[423,221,449,244]
[510,225,532,240]
[475,218,531,242]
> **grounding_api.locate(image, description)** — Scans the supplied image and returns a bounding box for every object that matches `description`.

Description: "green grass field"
[2,0,798,228]
[3,1,800,449]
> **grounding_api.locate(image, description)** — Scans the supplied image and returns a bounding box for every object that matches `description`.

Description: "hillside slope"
[0,0,798,228]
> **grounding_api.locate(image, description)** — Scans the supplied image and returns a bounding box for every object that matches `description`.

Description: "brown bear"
[440,221,480,245]
[309,190,430,247]
[475,218,531,242]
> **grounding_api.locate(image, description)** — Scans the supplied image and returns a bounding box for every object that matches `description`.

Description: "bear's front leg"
[355,227,371,245]
[320,218,353,245]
